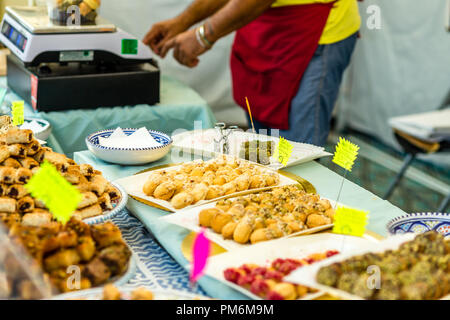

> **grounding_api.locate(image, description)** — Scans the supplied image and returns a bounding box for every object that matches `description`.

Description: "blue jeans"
[246,33,358,146]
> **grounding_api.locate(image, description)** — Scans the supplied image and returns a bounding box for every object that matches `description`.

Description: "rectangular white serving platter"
[200,233,379,300]
[172,129,332,169]
[160,196,340,251]
[284,233,450,300]
[115,158,298,213]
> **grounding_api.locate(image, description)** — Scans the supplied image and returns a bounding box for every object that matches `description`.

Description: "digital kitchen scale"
[0,6,160,111]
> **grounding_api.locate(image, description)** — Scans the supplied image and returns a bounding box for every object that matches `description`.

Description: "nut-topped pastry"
[142,156,281,209]
[198,185,335,245]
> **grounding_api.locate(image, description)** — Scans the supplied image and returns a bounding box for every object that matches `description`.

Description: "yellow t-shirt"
[272,0,361,44]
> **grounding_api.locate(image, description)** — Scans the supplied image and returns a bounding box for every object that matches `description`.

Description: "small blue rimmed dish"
[86,128,172,165]
[387,212,450,238]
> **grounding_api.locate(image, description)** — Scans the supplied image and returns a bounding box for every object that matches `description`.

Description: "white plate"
[172,129,332,169]
[115,157,297,213]
[200,233,378,300]
[284,233,450,300]
[51,286,210,300]
[83,181,128,225]
[161,196,340,251]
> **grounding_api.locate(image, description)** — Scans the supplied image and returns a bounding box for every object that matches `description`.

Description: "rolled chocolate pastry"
[43,151,69,172]
[98,193,113,211]
[5,127,33,144]
[62,165,82,184]
[73,204,102,220]
[0,184,7,196]
[89,174,108,196]
[25,139,41,156]
[22,212,53,227]
[0,167,16,184]
[14,168,33,184]
[0,197,16,213]
[6,184,29,199]
[33,148,45,163]
[105,184,120,201]
[7,144,26,158]
[80,164,95,177]
[0,115,12,130]
[2,157,21,168]
[77,192,98,209]
[17,196,35,214]
[34,198,46,209]
[0,145,10,163]
[18,157,39,170]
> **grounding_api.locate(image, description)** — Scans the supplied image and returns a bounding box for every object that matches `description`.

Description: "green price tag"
[332,206,369,237]
[332,137,359,172]
[275,137,294,166]
[11,101,24,126]
[121,39,138,55]
[25,161,82,224]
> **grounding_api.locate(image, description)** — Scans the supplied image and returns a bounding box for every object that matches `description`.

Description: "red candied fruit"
[326,250,339,258]
[237,274,255,286]
[250,279,270,297]
[277,261,301,275]
[224,268,242,284]
[241,264,255,274]
[264,270,284,281]
[266,290,285,300]
[250,267,267,277]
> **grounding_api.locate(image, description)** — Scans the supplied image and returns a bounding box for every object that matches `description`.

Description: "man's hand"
[143,18,189,56]
[161,28,208,68]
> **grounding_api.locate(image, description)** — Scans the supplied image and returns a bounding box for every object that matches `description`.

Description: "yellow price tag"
[332,137,359,172]
[25,161,82,224]
[275,137,294,166]
[11,101,24,126]
[332,206,368,237]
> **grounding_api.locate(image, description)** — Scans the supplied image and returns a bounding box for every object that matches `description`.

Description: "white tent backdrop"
[100,0,247,126]
[336,0,450,167]
[100,0,449,167]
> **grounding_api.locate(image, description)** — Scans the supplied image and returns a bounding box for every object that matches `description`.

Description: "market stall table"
[74,150,407,300]
[0,75,216,157]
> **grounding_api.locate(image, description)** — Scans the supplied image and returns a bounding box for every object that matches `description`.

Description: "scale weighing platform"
[0,6,160,111]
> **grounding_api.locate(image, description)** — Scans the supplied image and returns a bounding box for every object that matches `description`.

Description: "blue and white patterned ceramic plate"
[86,128,172,165]
[83,181,128,225]
[387,212,450,238]
[51,285,210,300]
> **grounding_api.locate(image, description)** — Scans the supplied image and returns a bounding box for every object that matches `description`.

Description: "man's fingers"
[143,26,161,46]
[186,58,200,68]
[160,38,176,58]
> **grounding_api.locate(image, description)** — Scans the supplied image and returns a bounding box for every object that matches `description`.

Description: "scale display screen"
[1,21,27,52]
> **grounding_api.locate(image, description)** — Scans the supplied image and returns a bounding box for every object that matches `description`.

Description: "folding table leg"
[383,153,415,200]
[438,193,450,213]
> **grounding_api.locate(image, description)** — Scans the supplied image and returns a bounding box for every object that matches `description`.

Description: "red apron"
[230,4,333,130]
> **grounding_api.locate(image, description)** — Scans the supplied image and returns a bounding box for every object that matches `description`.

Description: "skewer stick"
[245,97,256,135]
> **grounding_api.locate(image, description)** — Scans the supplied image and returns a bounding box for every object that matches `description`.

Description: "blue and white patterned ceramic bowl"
[86,128,172,165]
[387,213,450,238]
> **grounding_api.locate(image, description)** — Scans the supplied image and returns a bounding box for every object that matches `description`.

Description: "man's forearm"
[207,0,276,42]
[177,0,230,28]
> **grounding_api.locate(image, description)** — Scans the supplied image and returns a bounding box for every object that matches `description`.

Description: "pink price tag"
[190,229,211,283]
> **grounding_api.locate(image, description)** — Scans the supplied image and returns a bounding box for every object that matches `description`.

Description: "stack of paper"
[389,109,450,142]
[99,127,162,148]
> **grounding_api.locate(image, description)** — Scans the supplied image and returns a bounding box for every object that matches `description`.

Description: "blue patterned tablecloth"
[111,209,206,296]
